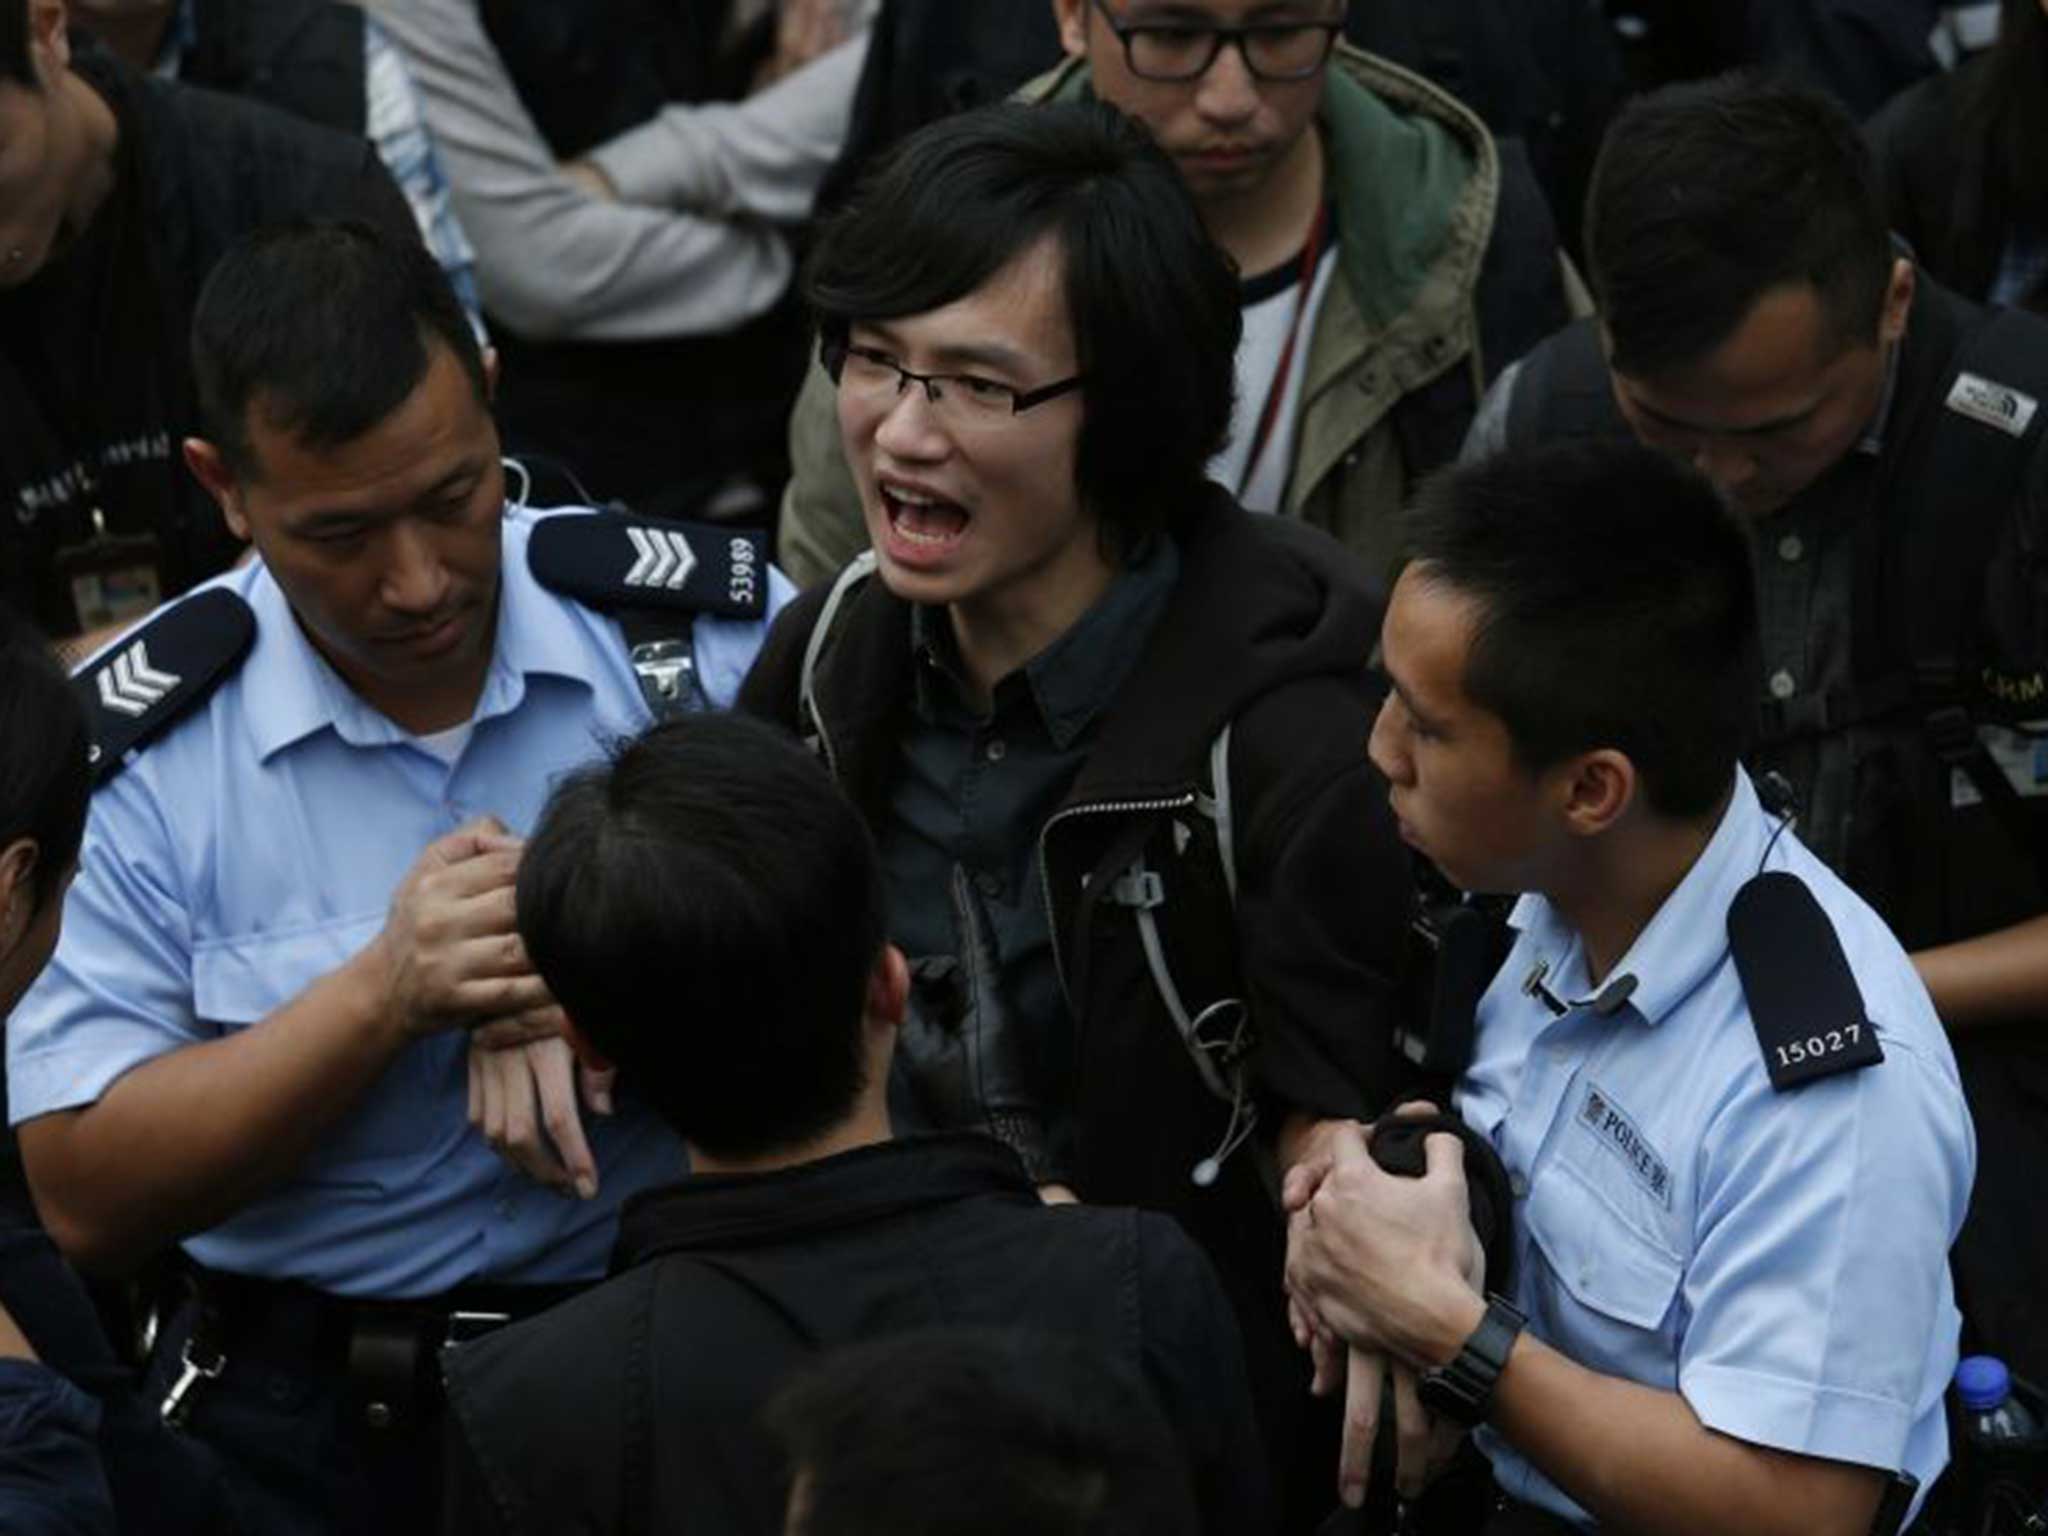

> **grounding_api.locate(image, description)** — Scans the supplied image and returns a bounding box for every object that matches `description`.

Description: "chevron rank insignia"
[72,588,257,787]
[528,512,768,620]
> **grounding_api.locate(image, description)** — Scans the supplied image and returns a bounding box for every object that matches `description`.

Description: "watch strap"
[1418,1293,1526,1427]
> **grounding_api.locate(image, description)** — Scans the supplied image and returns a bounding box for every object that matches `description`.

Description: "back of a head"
[514,714,885,1162]
[1585,74,1893,378]
[805,100,1241,556]
[1971,0,2048,240]
[1402,440,1760,821]
[769,1330,1199,1535]
[190,220,487,480]
[0,606,90,911]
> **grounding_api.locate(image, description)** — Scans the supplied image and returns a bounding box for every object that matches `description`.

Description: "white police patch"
[1945,373,2040,439]
[1576,1082,1672,1208]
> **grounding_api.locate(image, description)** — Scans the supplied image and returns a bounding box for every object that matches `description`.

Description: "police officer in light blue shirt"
[5,221,789,1536]
[1285,442,1973,1535]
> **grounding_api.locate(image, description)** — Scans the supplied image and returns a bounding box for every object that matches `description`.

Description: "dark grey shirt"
[1747,344,1897,876]
[881,539,1181,1166]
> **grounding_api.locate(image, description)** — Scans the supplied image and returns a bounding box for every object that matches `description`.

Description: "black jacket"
[443,1135,1271,1535]
[0,46,416,637]
[738,495,1415,1507]
[0,1192,240,1535]
[181,0,367,137]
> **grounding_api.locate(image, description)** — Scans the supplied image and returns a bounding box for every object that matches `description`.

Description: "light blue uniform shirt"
[8,506,791,1298]
[1458,769,1975,1528]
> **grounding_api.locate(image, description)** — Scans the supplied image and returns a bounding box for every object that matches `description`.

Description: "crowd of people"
[0,1,2043,1533]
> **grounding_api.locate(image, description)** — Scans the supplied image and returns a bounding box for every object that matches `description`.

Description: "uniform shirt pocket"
[193,915,455,1168]
[1524,1156,1686,1385]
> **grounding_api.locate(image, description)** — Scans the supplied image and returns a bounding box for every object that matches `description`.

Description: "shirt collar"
[1507,769,1775,1030]
[611,1134,1031,1270]
[909,537,1180,749]
[243,506,595,762]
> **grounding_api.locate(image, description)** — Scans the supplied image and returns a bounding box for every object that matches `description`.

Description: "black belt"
[1483,1496,1580,1536]
[160,1261,586,1435]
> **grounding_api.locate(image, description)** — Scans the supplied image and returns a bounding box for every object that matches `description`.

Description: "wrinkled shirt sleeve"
[8,781,202,1126]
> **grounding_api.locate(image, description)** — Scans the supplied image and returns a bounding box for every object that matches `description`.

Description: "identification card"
[1950,722,2048,808]
[55,518,164,631]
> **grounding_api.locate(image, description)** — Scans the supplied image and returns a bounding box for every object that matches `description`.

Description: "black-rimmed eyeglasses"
[824,341,1085,423]
[1089,0,1343,83]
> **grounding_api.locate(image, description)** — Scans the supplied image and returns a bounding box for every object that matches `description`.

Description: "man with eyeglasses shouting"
[774,0,1584,596]
[742,101,1422,1530]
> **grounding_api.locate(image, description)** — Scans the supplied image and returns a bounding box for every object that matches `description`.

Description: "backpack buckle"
[1924,704,1979,765]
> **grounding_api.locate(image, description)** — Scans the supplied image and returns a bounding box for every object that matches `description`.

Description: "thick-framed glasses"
[1089,0,1343,82]
[825,341,1084,423]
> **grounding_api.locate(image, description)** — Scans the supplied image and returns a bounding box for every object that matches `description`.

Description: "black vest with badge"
[71,511,769,786]
[1503,283,2048,951]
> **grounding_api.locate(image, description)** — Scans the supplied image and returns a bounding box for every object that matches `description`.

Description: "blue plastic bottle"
[1956,1356,2047,1535]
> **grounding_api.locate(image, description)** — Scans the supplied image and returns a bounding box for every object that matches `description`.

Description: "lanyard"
[1236,201,1331,502]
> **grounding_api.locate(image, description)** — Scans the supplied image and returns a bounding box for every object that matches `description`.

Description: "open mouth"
[881,480,969,550]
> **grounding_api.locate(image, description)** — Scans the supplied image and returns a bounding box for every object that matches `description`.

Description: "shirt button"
[985,738,1007,763]
[1509,1172,1529,1199]
[495,1198,514,1220]
[975,871,1003,900]
[1776,534,1805,563]
[1768,669,1798,700]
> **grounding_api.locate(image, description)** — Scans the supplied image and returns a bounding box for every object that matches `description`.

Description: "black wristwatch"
[1416,1294,1526,1427]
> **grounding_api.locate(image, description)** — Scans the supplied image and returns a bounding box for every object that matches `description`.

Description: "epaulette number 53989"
[729,538,759,608]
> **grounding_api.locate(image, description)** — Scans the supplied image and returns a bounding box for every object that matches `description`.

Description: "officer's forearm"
[1912,913,2048,1029]
[1485,1331,1887,1536]
[17,955,411,1276]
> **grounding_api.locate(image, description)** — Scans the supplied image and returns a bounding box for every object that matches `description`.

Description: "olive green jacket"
[775,44,1582,590]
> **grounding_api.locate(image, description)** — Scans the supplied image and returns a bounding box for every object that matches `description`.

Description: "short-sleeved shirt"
[7,506,788,1298]
[1458,769,1975,1528]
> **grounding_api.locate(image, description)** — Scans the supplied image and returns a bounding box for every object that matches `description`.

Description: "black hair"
[1963,0,2048,263]
[0,606,91,912]
[1585,75,1894,378]
[515,714,886,1162]
[190,220,488,481]
[805,100,1241,560]
[0,0,31,88]
[1401,441,1759,820]
[767,1331,1199,1535]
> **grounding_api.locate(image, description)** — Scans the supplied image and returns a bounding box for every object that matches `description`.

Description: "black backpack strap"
[528,511,769,721]
[1100,725,1271,1196]
[1728,872,1885,1092]
[796,552,877,760]
[1502,318,1624,451]
[72,588,256,787]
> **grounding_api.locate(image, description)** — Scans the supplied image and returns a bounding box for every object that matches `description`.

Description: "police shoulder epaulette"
[1727,871,1885,1092]
[528,511,768,621]
[72,588,257,788]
